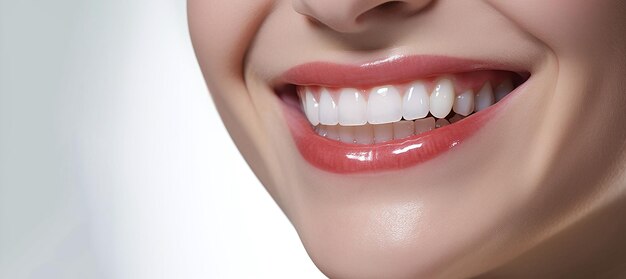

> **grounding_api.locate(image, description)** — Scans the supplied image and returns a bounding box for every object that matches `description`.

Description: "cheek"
[187,0,279,192]
[188,0,274,79]
[488,0,626,55]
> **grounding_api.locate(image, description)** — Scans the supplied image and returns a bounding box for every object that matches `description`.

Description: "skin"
[188,0,626,278]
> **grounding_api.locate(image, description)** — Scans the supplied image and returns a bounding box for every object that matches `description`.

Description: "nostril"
[376,1,406,11]
[304,14,325,28]
[356,1,417,24]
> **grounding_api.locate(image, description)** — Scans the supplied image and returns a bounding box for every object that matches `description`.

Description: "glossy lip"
[276,55,525,88]
[283,98,505,173]
[277,55,524,173]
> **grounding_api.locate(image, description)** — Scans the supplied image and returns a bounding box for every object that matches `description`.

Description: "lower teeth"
[315,114,465,144]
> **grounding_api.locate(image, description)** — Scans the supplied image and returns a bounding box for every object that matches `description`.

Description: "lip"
[277,55,523,88]
[277,55,523,173]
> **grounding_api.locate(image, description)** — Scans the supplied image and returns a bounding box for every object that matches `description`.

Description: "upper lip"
[276,54,526,88]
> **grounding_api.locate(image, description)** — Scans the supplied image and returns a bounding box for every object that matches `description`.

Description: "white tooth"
[316,125,328,137]
[414,117,435,134]
[429,79,455,119]
[402,81,429,120]
[367,86,402,124]
[318,88,338,125]
[393,120,414,140]
[373,123,393,143]
[325,125,340,140]
[453,90,474,116]
[338,88,367,126]
[475,82,495,112]
[338,126,355,144]
[304,88,320,126]
[495,79,513,102]
[354,125,374,144]
[435,118,450,128]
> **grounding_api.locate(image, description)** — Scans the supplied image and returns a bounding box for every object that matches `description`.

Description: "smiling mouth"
[276,55,529,173]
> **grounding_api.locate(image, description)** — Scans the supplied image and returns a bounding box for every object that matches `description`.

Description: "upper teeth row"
[299,78,514,126]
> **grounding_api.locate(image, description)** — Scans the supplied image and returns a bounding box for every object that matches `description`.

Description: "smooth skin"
[189,1,626,278]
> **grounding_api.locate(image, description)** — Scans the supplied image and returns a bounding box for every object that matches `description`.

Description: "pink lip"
[278,55,519,173]
[278,55,518,88]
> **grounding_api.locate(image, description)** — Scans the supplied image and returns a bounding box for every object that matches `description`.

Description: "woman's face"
[189,1,626,277]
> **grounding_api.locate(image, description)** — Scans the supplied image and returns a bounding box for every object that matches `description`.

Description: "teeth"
[338,88,367,126]
[367,86,402,125]
[495,79,514,102]
[319,88,339,125]
[354,125,374,144]
[393,120,415,140]
[429,79,455,119]
[301,74,518,144]
[475,82,495,112]
[373,123,394,143]
[339,126,355,144]
[402,81,430,120]
[435,118,451,128]
[453,90,474,116]
[315,125,327,137]
[414,117,435,134]
[304,88,320,126]
[325,124,340,140]
[449,114,465,124]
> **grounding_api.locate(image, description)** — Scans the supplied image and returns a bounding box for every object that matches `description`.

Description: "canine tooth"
[319,88,339,125]
[338,88,367,126]
[304,88,320,126]
[430,79,455,119]
[402,81,429,120]
[373,123,393,143]
[367,86,402,124]
[339,126,355,143]
[453,90,474,116]
[435,118,450,128]
[414,117,435,134]
[325,125,340,140]
[475,82,495,112]
[393,120,414,139]
[354,125,374,144]
[495,79,514,102]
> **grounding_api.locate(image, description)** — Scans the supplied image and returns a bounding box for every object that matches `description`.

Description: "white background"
[0,0,324,278]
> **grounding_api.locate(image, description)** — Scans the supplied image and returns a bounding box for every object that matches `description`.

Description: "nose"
[293,0,434,33]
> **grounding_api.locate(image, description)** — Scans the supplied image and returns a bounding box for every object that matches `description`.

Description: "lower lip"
[283,98,506,174]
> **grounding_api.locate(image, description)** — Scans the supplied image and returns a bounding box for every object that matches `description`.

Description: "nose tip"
[293,0,434,33]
